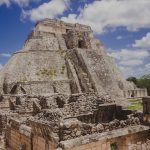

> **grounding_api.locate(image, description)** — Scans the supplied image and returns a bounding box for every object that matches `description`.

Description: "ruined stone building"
[0,19,149,150]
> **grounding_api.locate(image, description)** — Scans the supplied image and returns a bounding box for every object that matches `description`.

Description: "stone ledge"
[7,79,71,85]
[60,125,150,149]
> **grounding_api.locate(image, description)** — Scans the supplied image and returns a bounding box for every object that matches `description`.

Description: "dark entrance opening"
[131,91,135,98]
[110,143,118,150]
[10,85,18,94]
[56,97,65,108]
[78,40,86,48]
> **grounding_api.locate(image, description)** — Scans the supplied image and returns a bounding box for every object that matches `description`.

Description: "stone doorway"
[110,143,118,150]
[78,39,86,48]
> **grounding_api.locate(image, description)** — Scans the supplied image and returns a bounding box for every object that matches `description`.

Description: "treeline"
[127,76,150,96]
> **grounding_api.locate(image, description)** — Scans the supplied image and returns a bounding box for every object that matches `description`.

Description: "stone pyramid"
[0,19,132,101]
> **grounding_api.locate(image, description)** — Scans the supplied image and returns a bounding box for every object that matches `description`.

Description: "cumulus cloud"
[120,60,143,66]
[119,66,147,78]
[23,0,70,21]
[62,0,150,34]
[116,36,123,40]
[119,66,135,77]
[110,49,149,62]
[0,53,11,57]
[0,0,10,6]
[145,63,150,69]
[133,33,150,48]
[110,48,150,77]
[0,0,38,7]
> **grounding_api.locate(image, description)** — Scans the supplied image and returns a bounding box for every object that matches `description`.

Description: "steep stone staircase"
[81,72,94,93]
[56,34,67,50]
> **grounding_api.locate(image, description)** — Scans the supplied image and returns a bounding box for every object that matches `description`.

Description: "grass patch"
[126,101,142,110]
[126,98,142,110]
[128,99,138,102]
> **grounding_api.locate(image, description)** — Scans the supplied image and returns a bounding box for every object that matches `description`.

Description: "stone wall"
[5,125,150,150]
[124,89,147,99]
[61,126,150,150]
[5,115,149,150]
[143,97,150,124]
[33,136,56,150]
[34,19,92,35]
[5,119,32,150]
[23,34,59,51]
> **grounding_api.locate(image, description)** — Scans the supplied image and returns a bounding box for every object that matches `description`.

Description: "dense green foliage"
[127,75,150,96]
[127,76,137,84]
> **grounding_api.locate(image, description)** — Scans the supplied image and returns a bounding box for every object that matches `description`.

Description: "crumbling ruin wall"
[32,136,56,150]
[2,93,149,150]
[143,97,150,125]
[29,120,58,150]
[124,88,148,99]
[61,126,150,150]
[4,110,147,150]
[5,119,32,150]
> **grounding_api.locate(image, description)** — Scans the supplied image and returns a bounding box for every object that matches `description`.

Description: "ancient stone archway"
[10,84,26,94]
[10,85,18,94]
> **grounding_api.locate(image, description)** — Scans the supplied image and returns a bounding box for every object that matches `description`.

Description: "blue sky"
[0,0,150,78]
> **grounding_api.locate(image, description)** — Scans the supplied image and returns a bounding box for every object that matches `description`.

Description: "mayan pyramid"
[0,19,133,102]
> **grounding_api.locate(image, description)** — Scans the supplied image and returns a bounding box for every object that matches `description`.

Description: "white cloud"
[0,0,40,7]
[23,0,70,21]
[120,60,143,66]
[110,48,150,77]
[62,0,150,34]
[133,33,150,48]
[119,66,148,78]
[116,36,123,40]
[110,49,149,61]
[145,63,150,69]
[0,53,11,57]
[119,66,135,77]
[0,0,10,6]
[119,65,150,78]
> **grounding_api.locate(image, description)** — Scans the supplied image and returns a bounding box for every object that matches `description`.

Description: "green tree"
[126,76,137,84]
[126,76,150,96]
[136,78,150,96]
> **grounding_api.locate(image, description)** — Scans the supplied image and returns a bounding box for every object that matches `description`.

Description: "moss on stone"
[20,77,28,82]
[36,68,57,80]
[61,65,65,74]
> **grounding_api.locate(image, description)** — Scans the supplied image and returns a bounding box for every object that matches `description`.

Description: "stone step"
[56,34,67,50]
